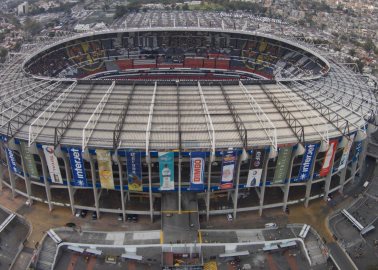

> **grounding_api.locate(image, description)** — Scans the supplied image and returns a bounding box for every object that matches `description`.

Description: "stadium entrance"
[161,192,200,244]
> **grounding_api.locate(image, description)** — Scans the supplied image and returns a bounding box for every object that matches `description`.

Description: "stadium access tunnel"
[0,27,376,222]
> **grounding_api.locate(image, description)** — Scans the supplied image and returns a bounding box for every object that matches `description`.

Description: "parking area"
[329,157,378,269]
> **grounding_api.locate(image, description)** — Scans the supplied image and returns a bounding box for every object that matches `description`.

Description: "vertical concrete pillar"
[38,149,53,211]
[88,154,100,219]
[19,151,33,205]
[7,164,16,198]
[0,163,3,191]
[178,154,182,215]
[147,155,154,222]
[282,155,295,212]
[61,153,75,215]
[259,155,270,216]
[338,163,348,193]
[206,155,213,221]
[114,152,126,222]
[304,149,320,207]
[233,154,243,219]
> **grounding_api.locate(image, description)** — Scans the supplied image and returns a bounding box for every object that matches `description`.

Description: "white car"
[227,213,233,221]
[265,223,277,229]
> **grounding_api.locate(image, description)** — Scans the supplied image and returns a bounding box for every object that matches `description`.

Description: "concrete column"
[259,155,270,216]
[338,165,348,194]
[304,149,320,207]
[232,155,243,219]
[88,154,100,219]
[0,163,3,191]
[206,155,213,221]
[7,164,16,198]
[19,151,33,205]
[282,155,295,212]
[61,153,75,215]
[178,154,182,214]
[147,155,154,222]
[358,139,368,174]
[38,149,53,211]
[114,153,126,222]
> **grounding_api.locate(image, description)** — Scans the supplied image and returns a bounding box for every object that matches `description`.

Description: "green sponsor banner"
[273,146,292,184]
[20,141,39,179]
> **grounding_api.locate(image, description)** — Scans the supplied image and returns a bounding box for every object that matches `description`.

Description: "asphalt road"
[327,242,357,270]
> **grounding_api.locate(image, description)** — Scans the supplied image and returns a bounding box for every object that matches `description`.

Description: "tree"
[363,38,376,52]
[182,3,189,11]
[349,48,356,57]
[0,47,8,63]
[23,18,42,35]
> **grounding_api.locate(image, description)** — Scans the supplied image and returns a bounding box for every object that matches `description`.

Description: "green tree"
[364,38,376,52]
[23,18,42,35]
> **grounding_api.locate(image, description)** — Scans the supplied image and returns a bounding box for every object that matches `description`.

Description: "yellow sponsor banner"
[96,149,114,189]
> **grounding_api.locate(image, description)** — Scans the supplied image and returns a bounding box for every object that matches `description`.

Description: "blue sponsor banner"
[68,147,88,187]
[5,147,22,175]
[220,150,236,189]
[352,141,363,162]
[295,143,319,182]
[126,151,143,191]
[159,152,175,191]
[190,152,206,191]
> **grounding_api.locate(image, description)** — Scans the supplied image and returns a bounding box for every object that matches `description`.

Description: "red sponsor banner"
[319,139,338,177]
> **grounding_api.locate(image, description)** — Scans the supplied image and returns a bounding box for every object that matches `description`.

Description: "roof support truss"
[4,82,62,138]
[277,82,329,145]
[145,82,157,155]
[219,82,248,149]
[0,81,61,128]
[0,80,50,104]
[113,83,136,149]
[239,81,277,151]
[260,83,304,143]
[82,81,115,150]
[289,81,360,136]
[198,81,216,154]
[28,81,77,146]
[55,83,95,146]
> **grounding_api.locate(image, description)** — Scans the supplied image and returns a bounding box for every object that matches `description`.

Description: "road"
[327,242,357,270]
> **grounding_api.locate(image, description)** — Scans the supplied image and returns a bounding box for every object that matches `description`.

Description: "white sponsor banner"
[247,168,263,187]
[42,145,63,184]
[338,133,355,170]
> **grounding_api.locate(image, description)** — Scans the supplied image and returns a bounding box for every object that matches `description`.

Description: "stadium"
[0,13,377,221]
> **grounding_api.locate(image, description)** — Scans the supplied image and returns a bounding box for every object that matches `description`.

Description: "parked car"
[126,214,132,222]
[75,210,81,217]
[92,211,97,220]
[264,223,277,229]
[227,213,233,222]
[118,213,123,221]
[132,214,138,223]
[80,210,88,218]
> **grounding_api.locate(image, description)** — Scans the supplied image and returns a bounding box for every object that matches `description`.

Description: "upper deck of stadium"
[0,11,376,152]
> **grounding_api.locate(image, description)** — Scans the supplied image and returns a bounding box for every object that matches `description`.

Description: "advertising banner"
[19,141,39,179]
[246,149,265,187]
[273,147,292,184]
[190,152,206,191]
[338,134,355,171]
[159,152,175,191]
[319,139,338,177]
[5,147,22,175]
[126,151,143,191]
[221,150,236,189]
[296,143,319,182]
[42,145,63,184]
[353,141,363,162]
[96,149,114,189]
[68,147,88,187]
